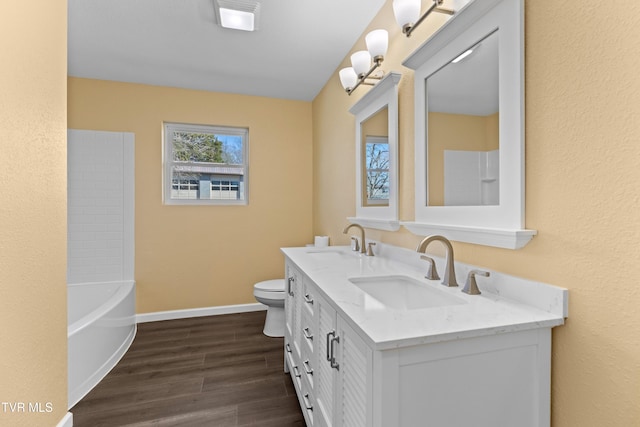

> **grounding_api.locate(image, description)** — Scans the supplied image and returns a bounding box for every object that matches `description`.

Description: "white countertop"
[281,245,566,351]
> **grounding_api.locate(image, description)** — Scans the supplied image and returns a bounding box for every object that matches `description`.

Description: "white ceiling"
[68,0,386,101]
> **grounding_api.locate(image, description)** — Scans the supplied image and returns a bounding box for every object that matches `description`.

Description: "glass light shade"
[351,50,372,76]
[339,67,358,90]
[219,8,255,31]
[365,29,388,59]
[392,0,421,27]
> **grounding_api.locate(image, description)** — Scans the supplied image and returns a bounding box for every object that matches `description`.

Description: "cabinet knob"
[303,359,314,376]
[303,393,313,411]
[326,331,335,362]
[304,293,314,305]
[329,334,340,371]
[287,277,295,296]
[303,327,314,341]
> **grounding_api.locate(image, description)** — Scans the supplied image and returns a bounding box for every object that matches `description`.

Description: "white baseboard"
[136,302,266,324]
[57,412,73,427]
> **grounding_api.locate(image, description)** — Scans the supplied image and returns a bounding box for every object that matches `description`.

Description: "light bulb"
[351,50,372,77]
[392,0,421,28]
[366,29,388,60]
[339,67,358,90]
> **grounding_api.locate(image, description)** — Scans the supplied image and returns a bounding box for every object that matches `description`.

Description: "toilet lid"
[254,279,285,292]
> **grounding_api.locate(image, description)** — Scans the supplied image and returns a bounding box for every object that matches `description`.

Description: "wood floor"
[71,311,305,427]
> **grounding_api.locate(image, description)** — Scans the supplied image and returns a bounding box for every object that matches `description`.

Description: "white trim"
[348,217,400,232]
[400,221,536,250]
[56,412,73,427]
[136,302,266,324]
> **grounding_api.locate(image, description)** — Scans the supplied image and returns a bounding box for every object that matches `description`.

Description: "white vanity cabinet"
[285,261,373,427]
[285,262,314,423]
[283,247,567,427]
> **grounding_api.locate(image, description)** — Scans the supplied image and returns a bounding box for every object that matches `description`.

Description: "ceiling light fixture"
[451,48,473,63]
[392,0,454,37]
[339,29,389,95]
[214,0,260,32]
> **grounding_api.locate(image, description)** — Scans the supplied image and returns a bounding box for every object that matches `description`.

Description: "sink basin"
[348,275,466,310]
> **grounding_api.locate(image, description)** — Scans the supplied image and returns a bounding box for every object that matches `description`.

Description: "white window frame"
[163,122,249,205]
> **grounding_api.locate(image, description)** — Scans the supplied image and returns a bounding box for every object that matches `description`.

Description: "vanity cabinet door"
[314,291,338,427]
[285,263,297,339]
[314,288,373,427]
[285,263,304,362]
[334,316,372,427]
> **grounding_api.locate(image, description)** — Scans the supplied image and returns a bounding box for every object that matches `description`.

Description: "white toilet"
[253,279,285,337]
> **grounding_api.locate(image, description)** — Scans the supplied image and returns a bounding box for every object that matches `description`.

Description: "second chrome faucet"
[416,235,458,287]
[343,223,375,256]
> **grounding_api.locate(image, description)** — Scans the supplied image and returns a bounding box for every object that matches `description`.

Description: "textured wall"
[0,1,68,425]
[312,0,640,425]
[68,78,314,313]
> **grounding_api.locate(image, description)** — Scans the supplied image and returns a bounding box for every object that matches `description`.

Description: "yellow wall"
[313,1,640,426]
[0,1,68,425]
[68,78,313,313]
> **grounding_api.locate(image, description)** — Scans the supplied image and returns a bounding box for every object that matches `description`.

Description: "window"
[364,136,389,205]
[163,122,248,205]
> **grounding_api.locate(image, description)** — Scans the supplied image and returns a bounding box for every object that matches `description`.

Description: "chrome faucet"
[343,223,367,255]
[416,235,458,287]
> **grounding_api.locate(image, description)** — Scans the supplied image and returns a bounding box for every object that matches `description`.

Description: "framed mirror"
[348,72,401,231]
[402,0,536,249]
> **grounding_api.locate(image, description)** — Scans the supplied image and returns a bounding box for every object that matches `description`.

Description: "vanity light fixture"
[393,0,454,37]
[339,29,389,95]
[214,0,261,32]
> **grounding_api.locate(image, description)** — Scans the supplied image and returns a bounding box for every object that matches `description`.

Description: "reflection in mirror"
[361,107,389,206]
[426,30,499,206]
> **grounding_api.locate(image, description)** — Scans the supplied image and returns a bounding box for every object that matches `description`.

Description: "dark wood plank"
[71,311,304,426]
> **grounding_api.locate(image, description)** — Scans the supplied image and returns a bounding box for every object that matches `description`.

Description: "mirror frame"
[402,0,536,249]
[348,71,402,231]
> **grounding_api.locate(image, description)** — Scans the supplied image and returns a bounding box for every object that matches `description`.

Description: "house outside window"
[163,122,249,205]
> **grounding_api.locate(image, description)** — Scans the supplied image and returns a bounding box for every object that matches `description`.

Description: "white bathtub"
[67,281,136,409]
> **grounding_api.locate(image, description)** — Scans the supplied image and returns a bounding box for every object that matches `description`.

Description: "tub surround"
[282,242,567,426]
[282,243,566,350]
[67,130,136,409]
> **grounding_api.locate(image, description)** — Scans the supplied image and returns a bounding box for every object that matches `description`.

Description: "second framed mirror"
[348,72,401,231]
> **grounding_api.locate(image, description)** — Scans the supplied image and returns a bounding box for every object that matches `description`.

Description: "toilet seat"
[254,279,285,301]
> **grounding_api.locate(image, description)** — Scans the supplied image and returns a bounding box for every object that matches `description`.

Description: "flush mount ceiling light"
[393,0,454,37]
[451,48,473,63]
[339,29,388,95]
[214,0,260,32]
